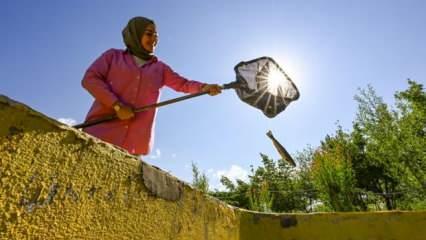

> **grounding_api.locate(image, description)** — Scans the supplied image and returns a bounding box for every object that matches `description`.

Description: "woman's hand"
[202,84,222,96]
[113,102,135,120]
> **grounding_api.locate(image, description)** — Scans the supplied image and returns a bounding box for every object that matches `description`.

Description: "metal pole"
[73,81,242,129]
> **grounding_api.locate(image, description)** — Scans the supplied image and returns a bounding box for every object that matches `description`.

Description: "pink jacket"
[82,49,204,155]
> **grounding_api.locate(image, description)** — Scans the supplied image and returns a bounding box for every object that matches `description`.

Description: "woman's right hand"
[113,102,135,120]
[202,84,222,96]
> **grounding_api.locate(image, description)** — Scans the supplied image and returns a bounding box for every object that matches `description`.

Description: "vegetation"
[194,80,426,212]
[191,162,209,193]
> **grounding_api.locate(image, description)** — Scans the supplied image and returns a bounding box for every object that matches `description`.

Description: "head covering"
[122,16,155,60]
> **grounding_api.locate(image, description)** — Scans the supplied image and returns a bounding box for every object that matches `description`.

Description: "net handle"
[73,81,242,129]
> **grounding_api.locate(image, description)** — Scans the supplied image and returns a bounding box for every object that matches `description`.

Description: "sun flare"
[267,68,286,96]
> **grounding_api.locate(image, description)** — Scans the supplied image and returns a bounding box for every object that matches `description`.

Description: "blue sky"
[2,0,425,190]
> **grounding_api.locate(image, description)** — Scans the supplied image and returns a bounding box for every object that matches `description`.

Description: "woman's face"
[140,24,158,53]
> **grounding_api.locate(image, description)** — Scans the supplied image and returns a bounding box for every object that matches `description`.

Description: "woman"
[82,16,221,155]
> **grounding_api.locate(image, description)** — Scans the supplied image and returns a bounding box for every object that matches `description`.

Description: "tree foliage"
[207,80,425,212]
[191,162,209,193]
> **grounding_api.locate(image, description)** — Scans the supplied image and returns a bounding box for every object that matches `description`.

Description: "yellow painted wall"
[239,210,426,240]
[0,95,239,239]
[1,94,425,240]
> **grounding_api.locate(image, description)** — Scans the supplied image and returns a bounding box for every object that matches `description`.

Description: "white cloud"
[214,165,249,182]
[209,165,249,191]
[57,118,77,126]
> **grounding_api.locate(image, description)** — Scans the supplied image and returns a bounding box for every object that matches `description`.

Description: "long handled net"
[74,56,299,128]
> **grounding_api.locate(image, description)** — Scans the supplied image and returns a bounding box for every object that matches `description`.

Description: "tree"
[351,81,426,210]
[211,153,315,212]
[248,181,274,212]
[191,162,209,193]
[311,127,359,211]
[210,176,251,209]
[393,80,426,209]
[395,80,426,186]
[207,79,425,211]
[352,85,405,209]
[248,153,314,212]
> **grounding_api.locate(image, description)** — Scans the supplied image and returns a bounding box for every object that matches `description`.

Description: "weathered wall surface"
[0,95,239,239]
[1,94,426,240]
[240,210,426,240]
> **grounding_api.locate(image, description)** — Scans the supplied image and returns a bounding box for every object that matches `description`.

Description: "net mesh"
[234,57,300,118]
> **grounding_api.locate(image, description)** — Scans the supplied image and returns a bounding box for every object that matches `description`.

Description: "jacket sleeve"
[163,64,205,94]
[81,49,119,108]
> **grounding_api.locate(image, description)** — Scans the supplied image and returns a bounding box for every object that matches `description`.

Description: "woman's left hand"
[202,84,222,96]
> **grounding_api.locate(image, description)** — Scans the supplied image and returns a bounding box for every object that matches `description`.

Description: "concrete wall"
[1,94,425,240]
[0,95,239,239]
[240,210,426,240]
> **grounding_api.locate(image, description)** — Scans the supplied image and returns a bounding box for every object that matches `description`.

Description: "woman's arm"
[162,64,205,94]
[81,49,119,108]
[163,64,222,95]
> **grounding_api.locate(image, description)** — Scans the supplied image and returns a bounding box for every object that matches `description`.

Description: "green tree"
[248,181,274,212]
[249,153,314,212]
[311,127,359,211]
[210,176,251,209]
[211,153,315,213]
[351,81,426,210]
[292,147,318,212]
[353,85,403,209]
[395,80,426,186]
[393,80,426,209]
[208,79,425,212]
[191,162,209,193]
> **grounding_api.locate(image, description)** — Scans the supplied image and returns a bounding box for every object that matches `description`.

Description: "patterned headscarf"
[122,16,155,60]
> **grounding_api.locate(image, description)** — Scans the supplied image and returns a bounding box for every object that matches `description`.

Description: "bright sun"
[267,68,285,96]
